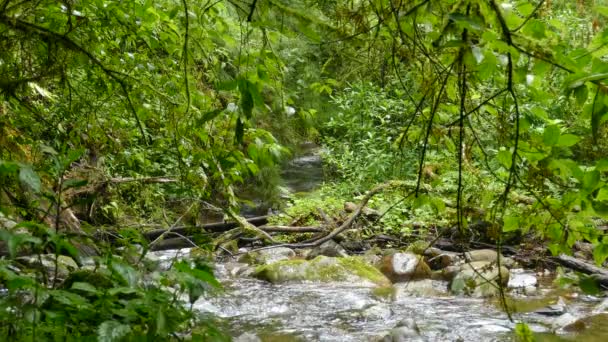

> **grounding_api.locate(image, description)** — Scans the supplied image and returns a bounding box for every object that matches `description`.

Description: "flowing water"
[156,143,608,341]
[148,248,607,342]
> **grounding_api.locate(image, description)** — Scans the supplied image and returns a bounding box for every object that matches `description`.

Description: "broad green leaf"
[98,320,132,342]
[593,243,608,265]
[579,275,601,295]
[573,85,588,106]
[543,125,560,146]
[597,159,608,171]
[503,215,520,232]
[556,134,580,147]
[71,282,99,294]
[596,187,608,202]
[497,149,512,169]
[19,166,41,193]
[110,260,138,286]
[51,290,89,307]
[582,170,601,192]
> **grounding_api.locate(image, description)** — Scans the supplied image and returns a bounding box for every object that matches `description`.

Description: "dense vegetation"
[1,0,608,340]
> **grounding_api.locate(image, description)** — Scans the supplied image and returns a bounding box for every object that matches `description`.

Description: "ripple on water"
[192,276,519,342]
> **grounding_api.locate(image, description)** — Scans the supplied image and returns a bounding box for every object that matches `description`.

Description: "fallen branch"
[242,181,411,253]
[141,215,269,240]
[552,254,608,287]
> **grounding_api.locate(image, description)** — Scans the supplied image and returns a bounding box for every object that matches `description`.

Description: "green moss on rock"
[254,256,390,286]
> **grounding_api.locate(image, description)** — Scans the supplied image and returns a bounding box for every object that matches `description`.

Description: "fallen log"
[553,254,608,287]
[142,215,269,240]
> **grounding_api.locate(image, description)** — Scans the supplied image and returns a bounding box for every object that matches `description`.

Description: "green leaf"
[597,159,608,171]
[19,166,41,193]
[503,215,520,232]
[110,260,138,286]
[582,170,600,192]
[98,321,132,342]
[71,282,99,294]
[567,72,608,89]
[497,149,512,169]
[543,125,561,146]
[556,134,580,147]
[0,160,19,175]
[63,178,88,190]
[579,275,601,295]
[596,187,608,202]
[199,109,223,123]
[51,290,89,307]
[573,85,588,106]
[593,243,608,265]
[156,309,167,335]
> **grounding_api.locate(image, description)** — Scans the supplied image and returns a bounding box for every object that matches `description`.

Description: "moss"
[405,240,430,255]
[253,256,390,286]
[338,257,391,286]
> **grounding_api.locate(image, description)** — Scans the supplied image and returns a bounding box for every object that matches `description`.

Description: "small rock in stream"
[381,318,422,342]
[535,297,567,316]
[238,247,295,265]
[307,240,348,259]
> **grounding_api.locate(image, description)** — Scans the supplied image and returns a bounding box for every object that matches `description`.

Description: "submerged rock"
[253,256,391,286]
[379,252,432,282]
[393,279,448,298]
[535,297,567,316]
[238,247,295,265]
[381,318,422,342]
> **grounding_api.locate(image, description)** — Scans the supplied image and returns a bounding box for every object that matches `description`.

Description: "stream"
[156,144,608,341]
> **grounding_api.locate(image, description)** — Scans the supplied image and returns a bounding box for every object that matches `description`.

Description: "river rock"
[551,313,579,331]
[361,304,393,320]
[424,249,460,270]
[307,240,348,259]
[238,247,295,265]
[535,297,567,316]
[17,254,79,279]
[254,256,391,286]
[394,279,447,298]
[464,249,503,263]
[379,252,432,282]
[450,261,510,297]
[381,319,422,342]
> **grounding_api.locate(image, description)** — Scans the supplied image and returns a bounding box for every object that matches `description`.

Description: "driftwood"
[142,215,269,240]
[552,254,608,287]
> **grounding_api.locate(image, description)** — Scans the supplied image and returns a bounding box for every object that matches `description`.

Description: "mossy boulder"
[253,256,391,286]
